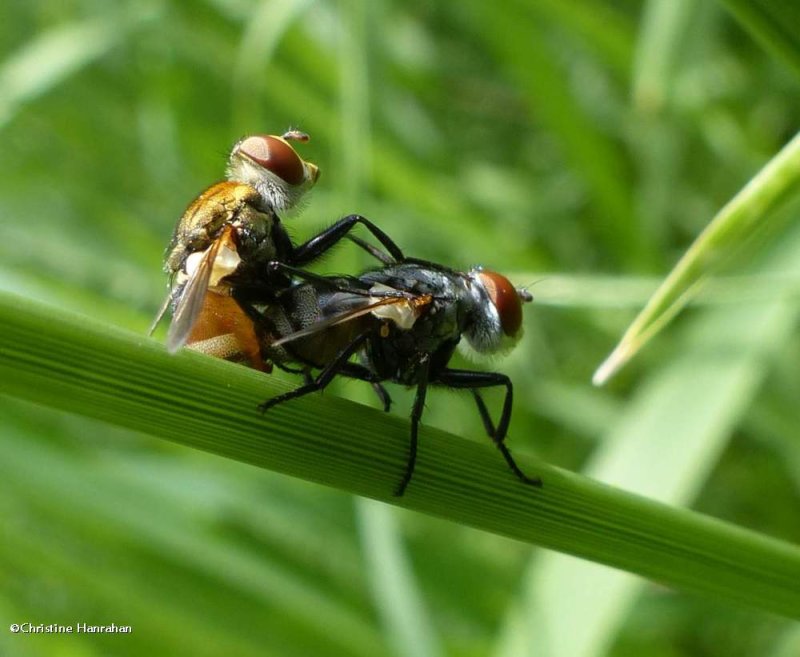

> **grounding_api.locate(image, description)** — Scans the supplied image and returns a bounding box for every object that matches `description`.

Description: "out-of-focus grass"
[1,2,799,657]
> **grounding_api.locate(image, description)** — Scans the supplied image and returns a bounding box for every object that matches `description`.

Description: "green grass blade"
[593,130,800,385]
[230,0,314,132]
[632,0,695,112]
[517,272,800,309]
[356,500,444,657]
[0,424,381,657]
[473,0,642,268]
[770,625,800,657]
[2,293,800,618]
[0,7,159,130]
[716,0,800,75]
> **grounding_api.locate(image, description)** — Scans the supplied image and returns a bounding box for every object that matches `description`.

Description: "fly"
[258,258,541,496]
[151,131,403,369]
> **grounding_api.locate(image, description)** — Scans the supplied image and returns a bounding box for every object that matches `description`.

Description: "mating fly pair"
[153,131,540,495]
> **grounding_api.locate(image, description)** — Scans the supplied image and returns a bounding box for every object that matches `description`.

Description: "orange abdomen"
[187,292,269,372]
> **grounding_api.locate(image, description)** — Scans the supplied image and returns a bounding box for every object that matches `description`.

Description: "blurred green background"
[1,1,800,656]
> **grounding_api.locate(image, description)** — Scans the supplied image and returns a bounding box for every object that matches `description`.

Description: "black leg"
[273,361,311,376]
[258,332,369,412]
[471,390,496,436]
[437,369,542,488]
[347,235,397,265]
[267,261,375,299]
[371,383,392,413]
[322,361,393,413]
[437,369,514,439]
[291,214,405,265]
[394,357,430,497]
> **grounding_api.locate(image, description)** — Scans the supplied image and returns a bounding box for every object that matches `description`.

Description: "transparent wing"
[271,294,431,347]
[165,237,223,353]
[148,290,173,337]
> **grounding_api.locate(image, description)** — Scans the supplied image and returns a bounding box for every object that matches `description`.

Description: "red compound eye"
[478,271,524,337]
[237,135,306,186]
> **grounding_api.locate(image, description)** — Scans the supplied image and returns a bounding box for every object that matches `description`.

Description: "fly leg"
[266,262,375,298]
[321,361,393,413]
[437,369,542,488]
[291,214,405,265]
[371,383,392,413]
[258,332,369,412]
[273,361,312,377]
[394,357,430,497]
[346,235,395,266]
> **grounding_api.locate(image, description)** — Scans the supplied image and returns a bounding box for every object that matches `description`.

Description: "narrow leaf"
[594,130,800,385]
[716,0,800,76]
[1,292,800,617]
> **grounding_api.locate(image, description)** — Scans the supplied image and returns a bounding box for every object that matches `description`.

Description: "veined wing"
[272,292,432,347]
[148,290,173,337]
[165,234,225,353]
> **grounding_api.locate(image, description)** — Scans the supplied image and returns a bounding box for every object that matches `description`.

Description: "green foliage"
[1,1,799,656]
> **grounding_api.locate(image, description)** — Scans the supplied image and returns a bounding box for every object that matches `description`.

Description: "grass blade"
[716,0,800,75]
[356,500,444,657]
[1,292,800,617]
[631,0,695,112]
[0,8,158,130]
[473,0,641,268]
[593,130,800,385]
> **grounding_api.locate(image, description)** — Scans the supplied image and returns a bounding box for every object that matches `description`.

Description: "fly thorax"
[234,221,278,265]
